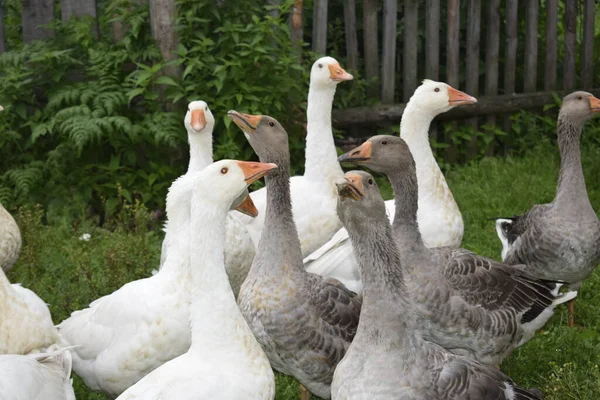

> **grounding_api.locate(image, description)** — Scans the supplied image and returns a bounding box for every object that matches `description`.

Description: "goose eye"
[318,63,323,68]
[268,121,275,127]
[367,178,374,185]
[205,106,208,111]
[381,140,388,145]
[221,167,229,174]
[434,88,440,93]
[577,96,583,100]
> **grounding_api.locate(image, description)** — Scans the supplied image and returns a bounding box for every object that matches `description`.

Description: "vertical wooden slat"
[343,0,359,70]
[503,0,518,136]
[465,0,480,160]
[544,0,558,90]
[484,0,500,156]
[363,0,379,97]
[0,1,5,53]
[289,0,303,56]
[581,0,595,89]
[312,0,328,54]
[381,0,398,104]
[523,0,538,92]
[22,0,55,42]
[402,0,418,102]
[266,0,280,18]
[425,0,440,143]
[445,0,460,163]
[564,0,576,91]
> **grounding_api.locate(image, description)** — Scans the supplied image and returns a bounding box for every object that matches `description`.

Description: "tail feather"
[513,386,543,400]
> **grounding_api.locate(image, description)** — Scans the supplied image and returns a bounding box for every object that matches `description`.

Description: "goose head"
[310,57,353,89]
[194,159,277,215]
[559,91,600,123]
[227,111,289,164]
[408,80,477,115]
[185,100,215,134]
[336,170,387,230]
[338,135,415,177]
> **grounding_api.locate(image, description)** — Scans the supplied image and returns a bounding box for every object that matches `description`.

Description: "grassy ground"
[7,139,600,400]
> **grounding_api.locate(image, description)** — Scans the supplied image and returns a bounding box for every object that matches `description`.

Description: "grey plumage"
[496,91,600,292]
[229,111,361,399]
[332,170,541,400]
[339,136,575,365]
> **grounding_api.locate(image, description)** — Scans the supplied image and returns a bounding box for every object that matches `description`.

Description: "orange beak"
[328,63,354,82]
[228,110,262,133]
[337,173,365,200]
[234,194,259,218]
[589,95,600,113]
[190,109,207,131]
[236,161,278,185]
[447,86,477,105]
[338,141,373,163]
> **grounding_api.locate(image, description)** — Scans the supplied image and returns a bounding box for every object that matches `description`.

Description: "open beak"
[190,109,207,131]
[338,141,372,163]
[236,160,278,185]
[336,173,365,201]
[447,86,477,105]
[328,63,353,82]
[589,95,600,113]
[228,110,261,134]
[234,194,259,218]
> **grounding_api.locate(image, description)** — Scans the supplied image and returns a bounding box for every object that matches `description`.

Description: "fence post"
[545,0,558,90]
[425,0,440,144]
[503,0,518,138]
[402,0,417,103]
[343,0,359,70]
[523,0,538,93]
[445,0,460,163]
[363,0,379,97]
[581,0,595,89]
[564,0,577,91]
[60,0,99,37]
[312,0,328,54]
[22,0,55,42]
[484,0,500,156]
[290,0,303,57]
[382,0,398,104]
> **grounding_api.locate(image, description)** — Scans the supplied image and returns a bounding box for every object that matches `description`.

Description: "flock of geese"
[1,56,599,400]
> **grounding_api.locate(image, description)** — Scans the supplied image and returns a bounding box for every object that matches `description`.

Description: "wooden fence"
[319,0,599,159]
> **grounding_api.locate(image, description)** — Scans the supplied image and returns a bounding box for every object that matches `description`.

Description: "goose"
[229,111,361,400]
[57,166,204,397]
[117,160,276,400]
[496,91,600,326]
[158,100,256,296]
[0,345,75,400]
[236,56,353,257]
[338,135,576,366]
[0,262,60,355]
[0,202,21,272]
[304,80,476,291]
[332,171,542,400]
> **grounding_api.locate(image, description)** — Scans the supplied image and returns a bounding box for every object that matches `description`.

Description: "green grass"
[7,139,600,400]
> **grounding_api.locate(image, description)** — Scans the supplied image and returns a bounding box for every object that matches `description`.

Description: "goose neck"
[555,117,590,209]
[254,153,304,275]
[187,129,213,172]
[304,84,344,183]
[387,169,427,258]
[188,195,243,351]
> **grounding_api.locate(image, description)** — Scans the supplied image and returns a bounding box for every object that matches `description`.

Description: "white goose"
[304,80,476,292]
[117,160,276,400]
[236,56,353,256]
[0,261,60,355]
[159,100,255,295]
[57,167,200,397]
[0,202,21,272]
[0,345,75,400]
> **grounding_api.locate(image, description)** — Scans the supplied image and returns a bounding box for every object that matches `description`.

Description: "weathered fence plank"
[446,0,460,162]
[503,0,518,136]
[332,89,600,129]
[484,0,500,155]
[343,0,359,70]
[544,0,558,90]
[401,0,417,102]
[465,0,480,159]
[523,0,538,92]
[312,0,328,54]
[22,0,55,42]
[381,0,398,103]
[564,0,576,91]
[363,0,379,96]
[425,0,440,80]
[0,1,5,53]
[581,0,595,89]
